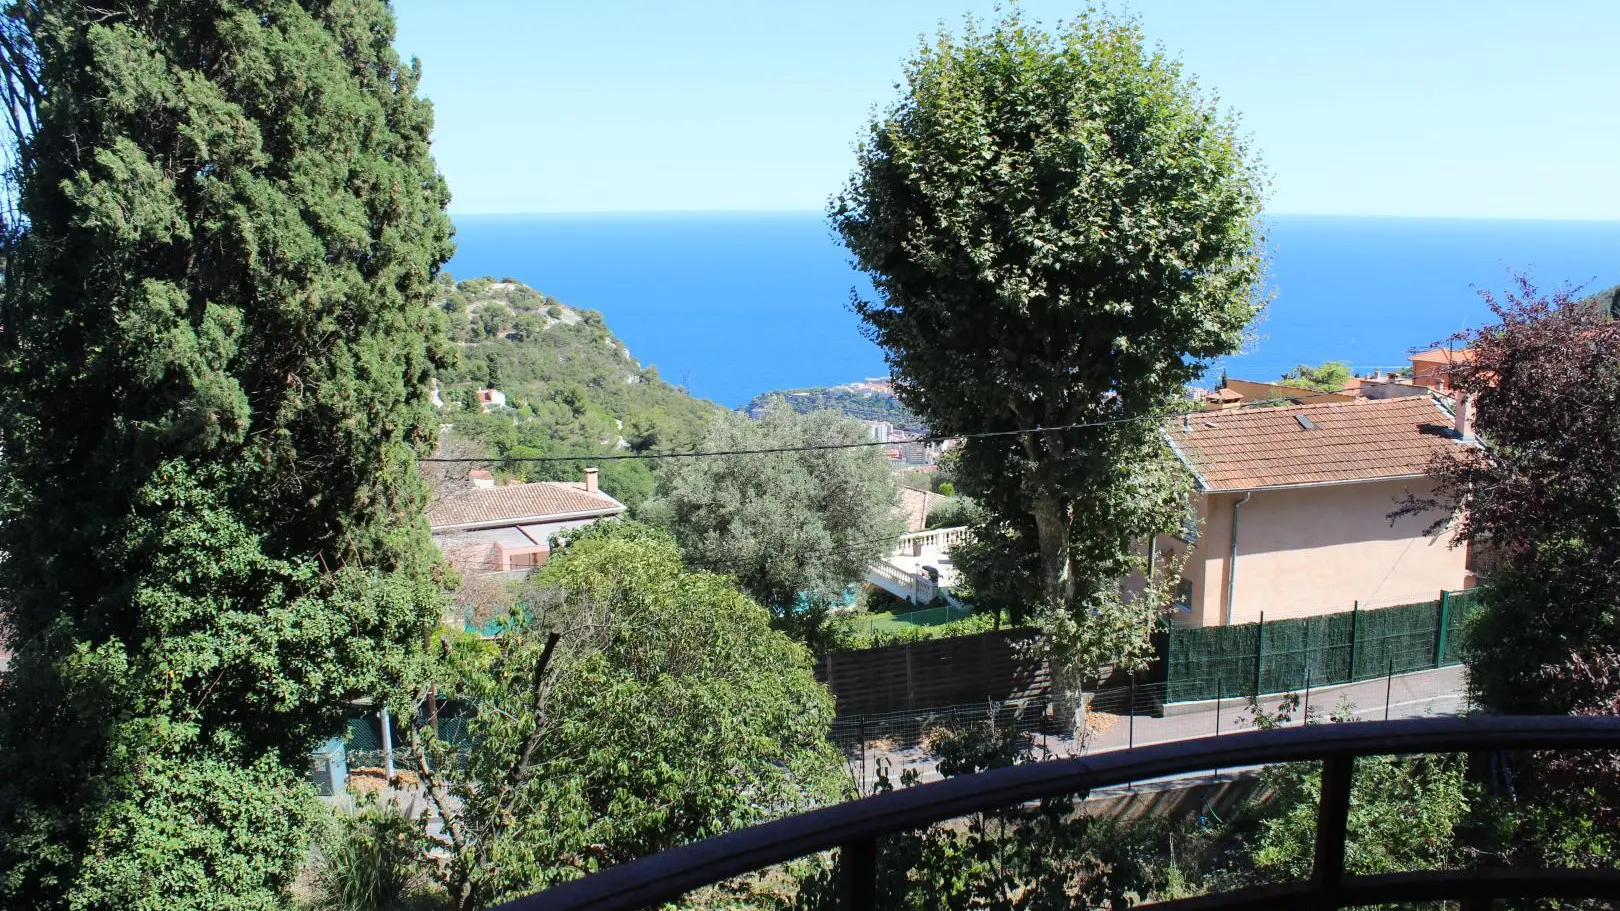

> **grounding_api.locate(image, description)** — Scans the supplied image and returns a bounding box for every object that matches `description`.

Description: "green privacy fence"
[1164,589,1480,704]
[344,700,476,757]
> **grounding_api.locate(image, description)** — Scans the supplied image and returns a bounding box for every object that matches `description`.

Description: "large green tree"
[1280,359,1353,393]
[642,400,903,639]
[409,522,843,910]
[832,9,1263,661]
[0,3,452,907]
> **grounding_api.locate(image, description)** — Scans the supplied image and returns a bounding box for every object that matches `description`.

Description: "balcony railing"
[895,525,971,554]
[493,715,1620,911]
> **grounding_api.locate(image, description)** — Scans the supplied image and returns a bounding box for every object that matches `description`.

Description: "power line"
[420,386,1370,466]
[441,533,917,577]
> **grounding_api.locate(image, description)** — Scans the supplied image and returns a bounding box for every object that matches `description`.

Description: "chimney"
[1454,394,1476,441]
[583,466,599,494]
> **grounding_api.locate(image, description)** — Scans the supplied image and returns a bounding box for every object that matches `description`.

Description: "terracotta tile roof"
[1164,396,1464,492]
[899,487,931,533]
[1410,347,1476,363]
[427,481,624,530]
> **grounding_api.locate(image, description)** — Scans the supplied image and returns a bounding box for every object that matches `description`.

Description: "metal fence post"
[1303,670,1312,724]
[1385,658,1394,721]
[1254,612,1266,697]
[1436,590,1452,667]
[1128,673,1136,751]
[859,717,868,793]
[1348,601,1360,681]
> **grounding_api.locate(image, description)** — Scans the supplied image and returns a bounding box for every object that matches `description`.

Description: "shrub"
[309,798,433,911]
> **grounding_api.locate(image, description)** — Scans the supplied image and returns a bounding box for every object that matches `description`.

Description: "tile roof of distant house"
[1410,347,1477,363]
[1164,396,1464,492]
[427,481,624,530]
[899,486,933,533]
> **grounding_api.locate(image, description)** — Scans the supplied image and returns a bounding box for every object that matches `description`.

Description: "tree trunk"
[1030,492,1074,610]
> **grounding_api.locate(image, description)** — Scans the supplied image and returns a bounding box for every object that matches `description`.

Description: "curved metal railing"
[493,716,1620,911]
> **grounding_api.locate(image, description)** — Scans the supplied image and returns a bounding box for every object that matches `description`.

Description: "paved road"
[844,665,1467,790]
[1082,664,1467,754]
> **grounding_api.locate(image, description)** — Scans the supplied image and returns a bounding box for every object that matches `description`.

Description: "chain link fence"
[831,663,1468,791]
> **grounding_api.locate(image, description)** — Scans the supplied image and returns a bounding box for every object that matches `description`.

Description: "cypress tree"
[0,3,452,907]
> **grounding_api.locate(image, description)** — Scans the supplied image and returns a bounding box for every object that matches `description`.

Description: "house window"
[1173,579,1193,613]
[1176,512,1201,545]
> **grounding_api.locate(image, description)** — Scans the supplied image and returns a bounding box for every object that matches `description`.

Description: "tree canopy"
[641,400,902,639]
[1280,360,1353,392]
[831,8,1263,668]
[409,522,842,910]
[0,3,452,906]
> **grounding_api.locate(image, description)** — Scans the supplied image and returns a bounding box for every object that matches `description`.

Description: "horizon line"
[448,209,1620,224]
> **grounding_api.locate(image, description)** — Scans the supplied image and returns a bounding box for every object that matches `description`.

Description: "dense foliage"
[642,400,903,640]
[742,385,924,432]
[831,8,1263,674]
[1406,279,1620,876]
[0,3,452,907]
[1279,360,1353,392]
[1242,696,1472,882]
[1406,279,1620,715]
[764,693,1473,910]
[431,276,722,508]
[409,522,843,910]
[308,797,435,911]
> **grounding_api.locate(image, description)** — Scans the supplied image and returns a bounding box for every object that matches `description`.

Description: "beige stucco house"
[1161,395,1473,627]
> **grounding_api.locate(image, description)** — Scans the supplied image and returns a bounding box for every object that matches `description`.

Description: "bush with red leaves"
[1410,278,1620,715]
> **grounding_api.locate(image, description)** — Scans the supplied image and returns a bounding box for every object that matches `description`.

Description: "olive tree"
[642,400,902,641]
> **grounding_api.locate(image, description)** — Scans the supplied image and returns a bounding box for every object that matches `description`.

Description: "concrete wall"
[1179,479,1467,627]
[1360,380,1432,400]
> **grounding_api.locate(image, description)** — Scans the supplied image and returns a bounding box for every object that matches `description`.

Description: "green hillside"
[433,276,724,507]
[741,385,925,432]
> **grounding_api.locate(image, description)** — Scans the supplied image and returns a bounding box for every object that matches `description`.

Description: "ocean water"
[445,213,1620,408]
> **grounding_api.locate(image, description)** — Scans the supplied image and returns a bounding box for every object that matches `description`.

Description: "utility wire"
[442,533,923,577]
[420,386,1374,465]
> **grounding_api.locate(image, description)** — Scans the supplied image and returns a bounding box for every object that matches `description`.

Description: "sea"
[444,213,1620,408]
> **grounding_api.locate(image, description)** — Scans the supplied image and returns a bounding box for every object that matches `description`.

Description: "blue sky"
[393,1,1620,219]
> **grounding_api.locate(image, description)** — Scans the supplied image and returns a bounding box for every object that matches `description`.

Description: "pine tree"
[0,3,452,907]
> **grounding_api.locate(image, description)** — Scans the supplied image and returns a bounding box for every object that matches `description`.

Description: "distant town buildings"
[1199,348,1475,411]
[848,377,894,395]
